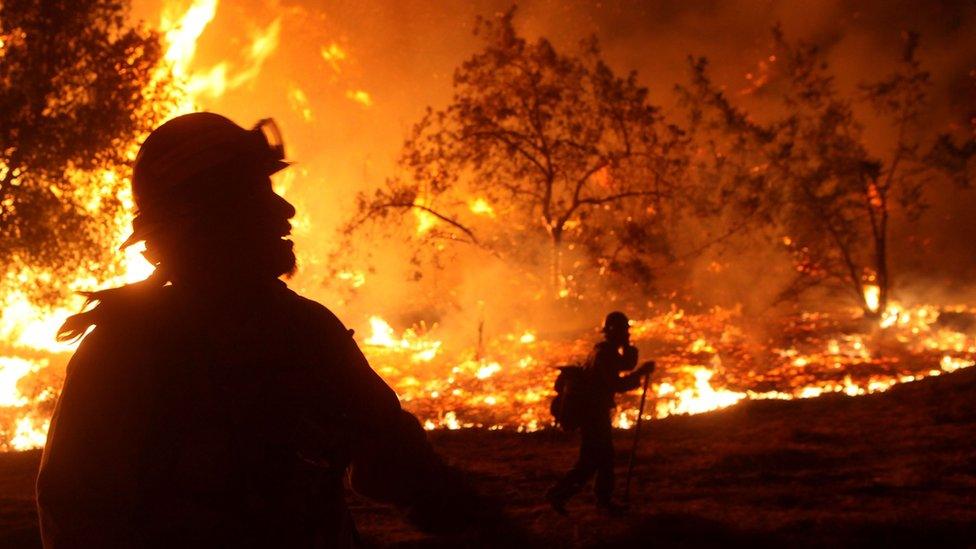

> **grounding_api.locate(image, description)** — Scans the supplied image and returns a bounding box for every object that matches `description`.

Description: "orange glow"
[469,198,496,217]
[412,202,438,234]
[864,284,881,313]
[2,3,976,453]
[346,89,373,107]
[320,43,348,73]
[288,85,314,122]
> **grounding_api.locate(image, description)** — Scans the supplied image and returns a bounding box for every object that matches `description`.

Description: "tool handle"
[624,372,652,503]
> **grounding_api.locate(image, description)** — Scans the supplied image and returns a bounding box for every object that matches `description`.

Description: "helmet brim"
[119,159,294,250]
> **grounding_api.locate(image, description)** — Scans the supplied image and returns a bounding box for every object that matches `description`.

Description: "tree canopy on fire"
[0,0,170,303]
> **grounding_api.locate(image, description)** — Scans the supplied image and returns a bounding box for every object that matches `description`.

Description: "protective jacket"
[37,281,443,547]
[583,341,643,410]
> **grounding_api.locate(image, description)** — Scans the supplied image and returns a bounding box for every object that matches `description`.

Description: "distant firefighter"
[547,311,654,515]
[37,113,469,547]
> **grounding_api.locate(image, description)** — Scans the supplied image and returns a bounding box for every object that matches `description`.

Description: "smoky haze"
[129,0,976,337]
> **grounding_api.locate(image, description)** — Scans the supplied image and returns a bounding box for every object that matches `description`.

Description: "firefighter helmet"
[603,311,630,334]
[121,112,290,249]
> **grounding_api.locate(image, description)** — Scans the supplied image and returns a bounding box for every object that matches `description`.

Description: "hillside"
[2,367,975,547]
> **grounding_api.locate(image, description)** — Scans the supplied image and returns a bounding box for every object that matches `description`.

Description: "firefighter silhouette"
[546,311,654,515]
[37,113,474,547]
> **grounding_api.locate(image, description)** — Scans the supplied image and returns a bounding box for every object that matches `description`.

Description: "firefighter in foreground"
[37,113,472,547]
[546,311,655,515]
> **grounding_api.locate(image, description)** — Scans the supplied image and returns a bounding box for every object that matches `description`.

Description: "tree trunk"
[874,209,890,316]
[551,231,564,297]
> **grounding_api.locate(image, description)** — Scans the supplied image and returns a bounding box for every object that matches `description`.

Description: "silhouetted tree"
[347,8,688,297]
[679,28,973,315]
[0,0,168,303]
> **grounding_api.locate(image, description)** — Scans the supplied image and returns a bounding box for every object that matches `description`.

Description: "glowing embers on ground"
[3,298,976,450]
[654,367,745,417]
[363,316,441,363]
[357,301,976,434]
[364,316,556,433]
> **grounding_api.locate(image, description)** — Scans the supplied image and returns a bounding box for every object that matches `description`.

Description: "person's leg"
[547,423,601,505]
[592,413,616,506]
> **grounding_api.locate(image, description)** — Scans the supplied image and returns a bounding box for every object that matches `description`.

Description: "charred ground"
[2,366,975,547]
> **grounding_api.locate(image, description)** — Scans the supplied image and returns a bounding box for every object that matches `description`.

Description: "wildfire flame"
[864,284,881,314]
[349,302,976,434]
[0,0,228,449]
[1,2,976,453]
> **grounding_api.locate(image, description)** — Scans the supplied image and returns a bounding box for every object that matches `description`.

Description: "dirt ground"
[3,368,975,548]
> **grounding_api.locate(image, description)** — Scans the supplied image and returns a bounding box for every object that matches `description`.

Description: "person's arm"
[316,314,475,533]
[613,359,656,393]
[592,343,641,393]
[333,330,437,503]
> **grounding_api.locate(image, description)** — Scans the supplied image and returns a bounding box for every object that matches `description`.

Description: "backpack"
[550,365,590,431]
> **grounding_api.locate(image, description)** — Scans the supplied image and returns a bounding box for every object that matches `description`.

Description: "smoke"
[127,0,976,335]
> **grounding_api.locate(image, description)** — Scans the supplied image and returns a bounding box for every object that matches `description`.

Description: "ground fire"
[2,0,976,456]
[3,270,975,449]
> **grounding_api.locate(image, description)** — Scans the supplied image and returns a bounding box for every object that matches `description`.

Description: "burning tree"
[0,0,168,303]
[679,28,973,316]
[346,9,688,298]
